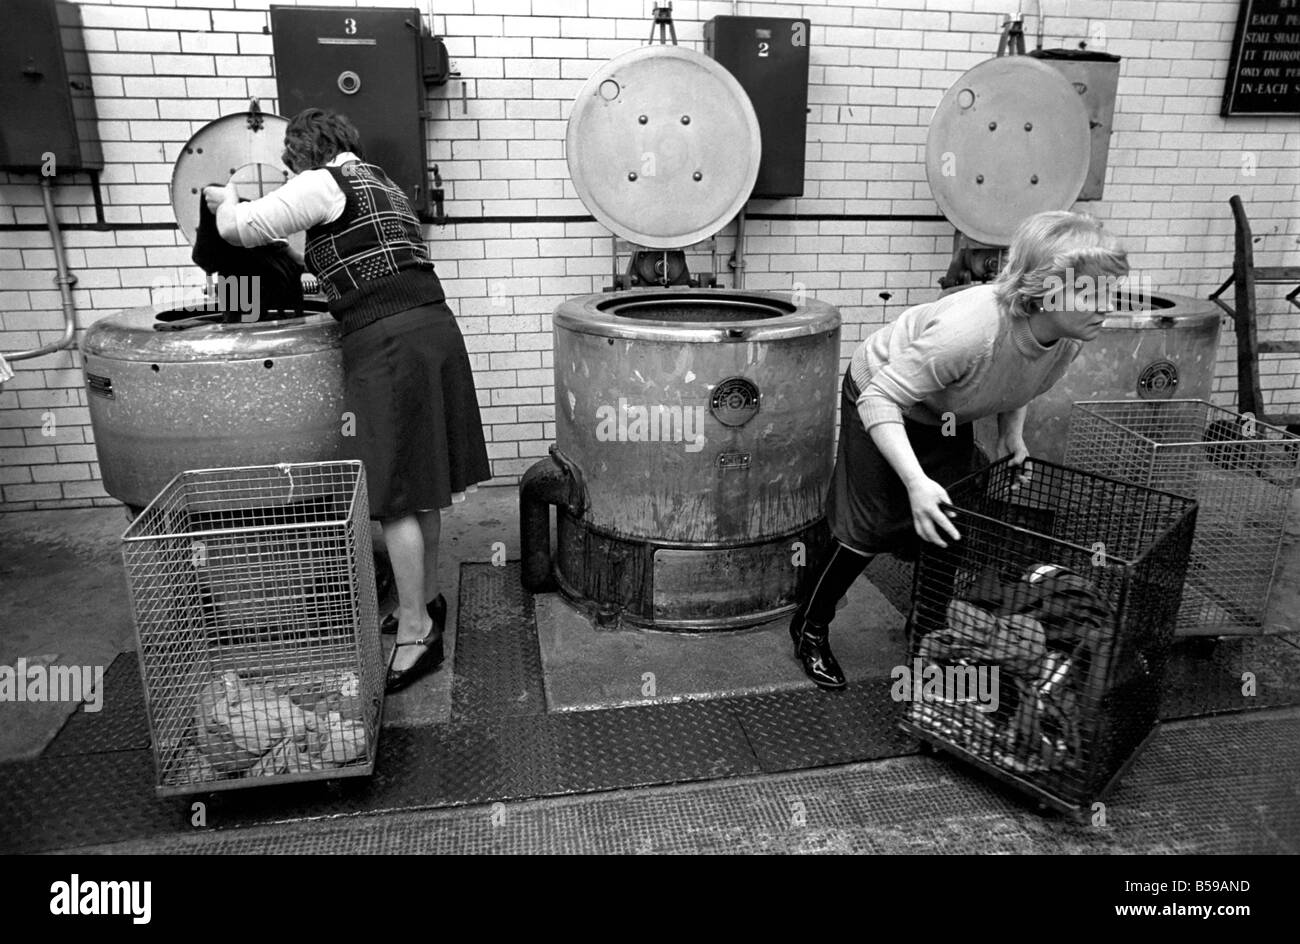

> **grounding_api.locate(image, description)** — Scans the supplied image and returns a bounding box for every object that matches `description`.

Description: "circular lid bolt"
[693,171,702,181]
[628,172,638,181]
[988,121,997,131]
[1025,122,1033,131]
[1030,175,1039,185]
[681,115,691,124]
[976,174,984,184]
[638,115,648,124]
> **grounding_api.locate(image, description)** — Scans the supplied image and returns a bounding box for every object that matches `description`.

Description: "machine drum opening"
[1113,292,1175,312]
[596,292,794,322]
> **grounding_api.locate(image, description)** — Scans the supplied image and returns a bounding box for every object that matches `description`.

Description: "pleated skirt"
[341,301,492,520]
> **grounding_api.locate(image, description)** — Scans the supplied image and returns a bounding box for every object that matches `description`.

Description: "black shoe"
[381,593,447,635]
[385,623,445,694]
[789,603,807,650]
[794,617,847,690]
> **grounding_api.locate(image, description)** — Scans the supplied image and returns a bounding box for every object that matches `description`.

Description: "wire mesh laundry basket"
[121,461,383,797]
[901,457,1197,816]
[1066,399,1300,637]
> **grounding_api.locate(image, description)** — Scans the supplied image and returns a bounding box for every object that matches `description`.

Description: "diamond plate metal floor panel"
[727,679,919,773]
[9,559,1299,855]
[53,714,1300,855]
[0,750,175,854]
[42,652,150,757]
[451,563,547,723]
[514,699,762,796]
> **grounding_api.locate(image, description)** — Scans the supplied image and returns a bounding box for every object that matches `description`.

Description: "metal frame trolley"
[1067,399,1300,637]
[121,461,383,797]
[900,457,1198,816]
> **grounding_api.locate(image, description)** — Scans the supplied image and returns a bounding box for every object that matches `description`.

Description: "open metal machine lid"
[926,56,1091,247]
[169,109,303,255]
[566,45,762,250]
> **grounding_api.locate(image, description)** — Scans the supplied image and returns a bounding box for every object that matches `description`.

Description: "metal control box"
[704,15,810,199]
[0,0,102,173]
[271,5,447,221]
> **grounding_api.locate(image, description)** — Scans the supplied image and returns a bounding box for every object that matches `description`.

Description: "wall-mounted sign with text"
[1222,0,1300,116]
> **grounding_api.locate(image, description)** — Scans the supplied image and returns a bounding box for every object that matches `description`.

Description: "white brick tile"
[79,5,149,30]
[147,9,212,32]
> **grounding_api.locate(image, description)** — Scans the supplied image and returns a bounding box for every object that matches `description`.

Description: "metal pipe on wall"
[3,178,78,362]
[733,207,747,289]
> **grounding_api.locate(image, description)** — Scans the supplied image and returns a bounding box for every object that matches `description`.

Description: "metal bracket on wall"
[997,17,1026,56]
[649,3,678,45]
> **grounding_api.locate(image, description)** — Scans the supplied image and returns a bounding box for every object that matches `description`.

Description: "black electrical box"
[0,0,102,173]
[271,6,449,221]
[704,16,810,199]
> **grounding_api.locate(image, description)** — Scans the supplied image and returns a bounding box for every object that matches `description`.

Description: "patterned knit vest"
[304,160,445,334]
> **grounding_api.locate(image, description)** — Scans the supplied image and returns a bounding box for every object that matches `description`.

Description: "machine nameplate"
[87,373,114,399]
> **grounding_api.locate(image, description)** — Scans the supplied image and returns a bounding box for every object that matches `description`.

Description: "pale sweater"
[850,284,1082,431]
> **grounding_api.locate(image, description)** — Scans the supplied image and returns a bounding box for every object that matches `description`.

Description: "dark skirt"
[341,301,492,520]
[825,369,979,560]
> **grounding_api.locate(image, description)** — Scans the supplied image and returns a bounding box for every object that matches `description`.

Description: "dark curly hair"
[281,108,364,173]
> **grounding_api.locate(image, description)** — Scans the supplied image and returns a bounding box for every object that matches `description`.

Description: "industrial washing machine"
[82,107,348,514]
[520,43,842,632]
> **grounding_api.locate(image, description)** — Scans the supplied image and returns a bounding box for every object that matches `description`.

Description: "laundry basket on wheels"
[121,461,383,797]
[1066,399,1300,637]
[900,457,1198,816]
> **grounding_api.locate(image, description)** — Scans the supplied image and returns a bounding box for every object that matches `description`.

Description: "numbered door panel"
[705,15,811,199]
[271,5,431,218]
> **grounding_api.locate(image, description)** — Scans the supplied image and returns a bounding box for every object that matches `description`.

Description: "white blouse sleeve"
[232,168,346,247]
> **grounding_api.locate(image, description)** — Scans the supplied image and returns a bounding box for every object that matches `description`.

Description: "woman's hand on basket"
[907,476,961,547]
[995,432,1033,491]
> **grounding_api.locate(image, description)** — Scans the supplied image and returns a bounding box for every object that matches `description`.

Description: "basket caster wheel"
[1182,635,1221,658]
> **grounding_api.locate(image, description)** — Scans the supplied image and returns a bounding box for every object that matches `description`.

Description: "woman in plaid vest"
[204,108,491,695]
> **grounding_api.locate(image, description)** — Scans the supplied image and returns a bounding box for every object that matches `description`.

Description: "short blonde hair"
[993,211,1129,317]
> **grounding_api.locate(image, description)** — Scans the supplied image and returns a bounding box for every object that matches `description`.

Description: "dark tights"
[803,541,875,626]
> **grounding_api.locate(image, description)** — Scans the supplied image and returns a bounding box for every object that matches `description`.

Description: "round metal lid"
[170,111,302,255]
[926,56,1091,246]
[566,45,762,249]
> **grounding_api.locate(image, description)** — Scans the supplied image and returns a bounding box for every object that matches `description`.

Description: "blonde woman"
[791,211,1130,688]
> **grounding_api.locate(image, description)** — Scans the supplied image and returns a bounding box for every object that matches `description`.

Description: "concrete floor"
[3,483,1299,853]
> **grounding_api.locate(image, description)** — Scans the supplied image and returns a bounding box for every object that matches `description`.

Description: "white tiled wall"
[2,0,1298,509]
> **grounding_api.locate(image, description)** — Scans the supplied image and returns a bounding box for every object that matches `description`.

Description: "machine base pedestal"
[554,512,831,631]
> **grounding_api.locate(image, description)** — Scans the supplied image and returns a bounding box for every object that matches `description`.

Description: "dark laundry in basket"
[902,456,1198,815]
